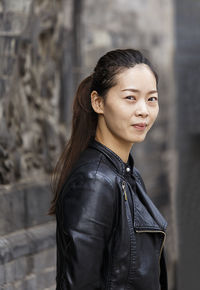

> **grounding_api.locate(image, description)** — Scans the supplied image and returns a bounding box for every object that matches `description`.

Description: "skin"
[91,64,159,163]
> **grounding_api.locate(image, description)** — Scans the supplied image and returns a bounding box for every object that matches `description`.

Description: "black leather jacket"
[56,140,168,290]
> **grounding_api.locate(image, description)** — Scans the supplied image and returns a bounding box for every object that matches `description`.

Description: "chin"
[126,130,148,144]
[133,139,145,144]
[130,135,147,143]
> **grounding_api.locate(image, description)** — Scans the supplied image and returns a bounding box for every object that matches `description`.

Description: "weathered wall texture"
[0,0,64,185]
[1,0,189,289]
[0,0,70,289]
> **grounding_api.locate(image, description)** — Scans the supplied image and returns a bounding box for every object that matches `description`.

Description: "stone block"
[0,76,5,98]
[15,256,30,281]
[8,230,30,261]
[2,56,16,76]
[2,284,13,290]
[13,280,23,290]
[3,37,17,56]
[0,222,56,265]
[27,222,56,253]
[0,264,5,285]
[0,182,55,236]
[0,79,6,97]
[23,274,37,290]
[36,267,56,290]
[0,36,4,55]
[0,13,3,31]
[24,183,54,228]
[44,285,56,290]
[4,0,33,14]
[3,12,27,33]
[0,187,26,236]
[0,236,12,264]
[5,260,15,284]
[33,248,56,273]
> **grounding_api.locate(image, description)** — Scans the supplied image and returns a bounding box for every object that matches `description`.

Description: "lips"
[132,123,147,130]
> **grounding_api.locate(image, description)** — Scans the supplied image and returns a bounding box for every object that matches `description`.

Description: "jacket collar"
[89,139,167,232]
[88,139,134,177]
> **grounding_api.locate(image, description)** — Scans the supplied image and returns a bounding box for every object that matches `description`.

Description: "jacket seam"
[95,154,103,176]
[124,184,136,289]
[90,141,125,174]
[94,154,115,189]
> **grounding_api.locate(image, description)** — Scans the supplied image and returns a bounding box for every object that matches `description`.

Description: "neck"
[95,127,133,163]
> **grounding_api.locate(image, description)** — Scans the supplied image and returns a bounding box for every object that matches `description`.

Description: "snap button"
[126,167,131,173]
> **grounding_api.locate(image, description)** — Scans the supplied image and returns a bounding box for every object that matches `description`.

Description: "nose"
[135,100,149,118]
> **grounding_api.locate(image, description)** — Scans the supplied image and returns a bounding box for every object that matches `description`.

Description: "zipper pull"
[122,181,127,201]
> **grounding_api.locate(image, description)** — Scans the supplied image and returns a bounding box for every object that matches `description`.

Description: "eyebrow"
[121,88,158,94]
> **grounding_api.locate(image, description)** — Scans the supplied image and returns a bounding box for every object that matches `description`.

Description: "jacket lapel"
[130,180,168,232]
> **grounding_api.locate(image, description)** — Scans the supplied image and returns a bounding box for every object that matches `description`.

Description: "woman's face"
[98,64,159,146]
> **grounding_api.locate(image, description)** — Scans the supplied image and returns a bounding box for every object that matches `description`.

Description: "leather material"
[56,139,168,290]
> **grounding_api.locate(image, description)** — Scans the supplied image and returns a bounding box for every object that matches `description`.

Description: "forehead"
[115,64,157,89]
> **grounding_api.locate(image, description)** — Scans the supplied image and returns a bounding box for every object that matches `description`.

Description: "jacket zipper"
[122,180,166,286]
[122,180,166,261]
[135,229,166,262]
[122,181,127,201]
[122,180,135,288]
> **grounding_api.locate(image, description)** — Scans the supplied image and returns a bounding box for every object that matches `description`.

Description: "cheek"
[104,102,127,121]
[147,108,159,131]
[150,106,159,122]
[103,103,128,131]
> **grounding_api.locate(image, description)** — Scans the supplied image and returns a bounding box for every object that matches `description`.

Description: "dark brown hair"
[49,48,158,215]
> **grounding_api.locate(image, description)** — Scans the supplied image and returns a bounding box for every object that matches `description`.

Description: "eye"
[125,96,136,101]
[148,96,158,102]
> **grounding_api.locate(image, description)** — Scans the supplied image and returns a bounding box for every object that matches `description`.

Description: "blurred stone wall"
[175,0,200,289]
[0,0,70,289]
[0,0,181,289]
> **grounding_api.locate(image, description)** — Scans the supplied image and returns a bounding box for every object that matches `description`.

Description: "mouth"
[132,123,148,131]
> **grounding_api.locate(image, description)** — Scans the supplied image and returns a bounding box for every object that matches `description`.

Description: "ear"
[91,90,104,114]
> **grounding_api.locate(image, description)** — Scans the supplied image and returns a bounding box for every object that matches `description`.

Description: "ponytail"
[49,75,97,215]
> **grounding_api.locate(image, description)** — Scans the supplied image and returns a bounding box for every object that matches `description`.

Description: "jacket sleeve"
[60,172,116,289]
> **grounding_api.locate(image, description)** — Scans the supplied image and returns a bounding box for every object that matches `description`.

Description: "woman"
[49,49,168,290]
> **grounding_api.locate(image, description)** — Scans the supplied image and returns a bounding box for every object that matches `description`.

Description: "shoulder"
[65,146,117,189]
[58,147,119,211]
[58,148,117,225]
